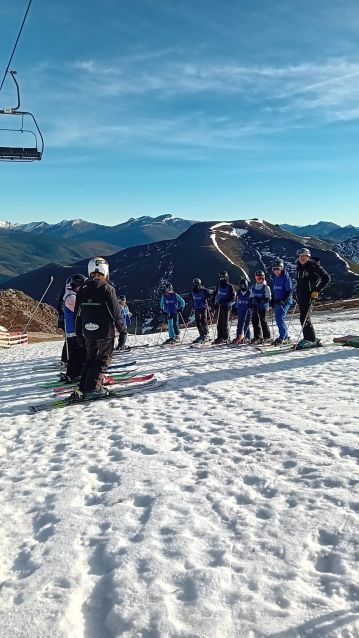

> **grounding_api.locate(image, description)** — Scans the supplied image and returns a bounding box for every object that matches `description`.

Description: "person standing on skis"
[232,277,252,344]
[160,283,186,344]
[213,271,235,344]
[62,273,87,382]
[115,294,132,352]
[190,277,212,344]
[296,248,330,348]
[270,260,293,345]
[73,257,126,400]
[250,270,271,344]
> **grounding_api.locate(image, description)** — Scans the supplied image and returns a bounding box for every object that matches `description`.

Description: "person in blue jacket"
[270,259,293,345]
[213,271,235,344]
[116,295,132,351]
[232,278,252,344]
[160,283,186,343]
[250,270,271,343]
[191,277,212,343]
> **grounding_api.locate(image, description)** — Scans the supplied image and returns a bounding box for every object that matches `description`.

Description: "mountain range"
[281,221,359,243]
[3,219,359,332]
[0,214,193,282]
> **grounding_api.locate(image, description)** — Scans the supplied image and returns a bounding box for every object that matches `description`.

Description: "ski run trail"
[0,307,358,638]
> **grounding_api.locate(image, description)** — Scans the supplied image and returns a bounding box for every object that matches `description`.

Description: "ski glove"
[311,291,319,300]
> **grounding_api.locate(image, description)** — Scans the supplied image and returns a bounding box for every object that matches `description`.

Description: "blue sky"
[1,0,359,226]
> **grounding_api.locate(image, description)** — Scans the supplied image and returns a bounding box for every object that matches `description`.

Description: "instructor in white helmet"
[73,257,126,401]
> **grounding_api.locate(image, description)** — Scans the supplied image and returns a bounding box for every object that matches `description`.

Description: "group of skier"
[57,247,330,402]
[58,257,131,401]
[161,247,331,348]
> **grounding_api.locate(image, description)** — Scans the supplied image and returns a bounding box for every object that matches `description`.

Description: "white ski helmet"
[88,257,109,278]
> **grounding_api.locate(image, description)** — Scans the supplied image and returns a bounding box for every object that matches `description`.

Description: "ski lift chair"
[0,70,44,161]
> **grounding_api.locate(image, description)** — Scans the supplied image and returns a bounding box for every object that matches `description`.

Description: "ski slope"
[0,309,358,638]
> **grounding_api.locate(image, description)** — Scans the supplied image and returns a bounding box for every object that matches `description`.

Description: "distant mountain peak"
[0,219,15,229]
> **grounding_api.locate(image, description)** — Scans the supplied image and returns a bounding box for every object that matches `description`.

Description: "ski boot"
[83,387,110,400]
[192,336,202,344]
[66,389,84,403]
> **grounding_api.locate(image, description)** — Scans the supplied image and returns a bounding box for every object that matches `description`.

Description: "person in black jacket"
[296,248,331,347]
[213,271,235,344]
[73,257,126,400]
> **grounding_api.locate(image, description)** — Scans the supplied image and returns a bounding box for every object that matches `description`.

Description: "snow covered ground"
[0,308,358,638]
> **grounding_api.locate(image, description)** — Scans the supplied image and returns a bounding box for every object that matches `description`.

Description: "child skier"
[62,273,87,382]
[213,271,235,344]
[296,248,330,348]
[250,270,271,344]
[232,278,252,344]
[160,283,185,344]
[270,259,293,345]
[73,257,126,400]
[116,294,132,351]
[190,277,212,343]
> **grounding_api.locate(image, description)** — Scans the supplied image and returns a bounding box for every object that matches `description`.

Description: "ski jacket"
[160,292,185,315]
[75,277,126,340]
[270,270,293,304]
[214,282,235,307]
[191,287,212,310]
[235,289,251,314]
[250,281,271,311]
[63,289,77,336]
[120,304,132,328]
[296,259,331,301]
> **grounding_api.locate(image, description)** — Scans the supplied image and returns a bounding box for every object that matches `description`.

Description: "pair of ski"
[53,373,154,396]
[38,366,139,389]
[28,377,167,413]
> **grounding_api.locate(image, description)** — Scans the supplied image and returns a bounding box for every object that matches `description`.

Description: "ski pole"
[179,311,188,344]
[23,275,54,332]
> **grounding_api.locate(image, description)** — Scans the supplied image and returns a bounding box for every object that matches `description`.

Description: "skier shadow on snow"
[172,347,358,390]
[267,604,359,637]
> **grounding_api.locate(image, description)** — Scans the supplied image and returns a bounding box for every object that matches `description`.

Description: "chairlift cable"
[0,0,33,94]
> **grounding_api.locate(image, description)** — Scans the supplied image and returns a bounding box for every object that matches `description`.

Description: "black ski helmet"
[272,259,284,269]
[255,270,265,278]
[192,277,202,286]
[219,270,229,280]
[165,283,173,291]
[66,273,86,290]
[239,278,249,290]
[118,294,126,302]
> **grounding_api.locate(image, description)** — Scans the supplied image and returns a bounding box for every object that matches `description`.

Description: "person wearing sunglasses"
[296,248,330,348]
[270,259,293,345]
[250,270,272,344]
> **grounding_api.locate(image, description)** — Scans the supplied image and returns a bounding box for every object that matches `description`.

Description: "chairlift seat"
[0,145,42,161]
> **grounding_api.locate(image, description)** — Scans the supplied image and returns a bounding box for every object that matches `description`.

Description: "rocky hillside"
[0,289,61,334]
[337,237,359,265]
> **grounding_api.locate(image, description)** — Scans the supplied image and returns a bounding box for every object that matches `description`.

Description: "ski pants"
[195,308,209,337]
[252,307,271,340]
[167,312,180,338]
[79,337,115,393]
[116,330,128,349]
[216,305,231,340]
[299,299,316,341]
[236,309,251,339]
[66,335,86,380]
[274,302,290,340]
[61,338,68,364]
